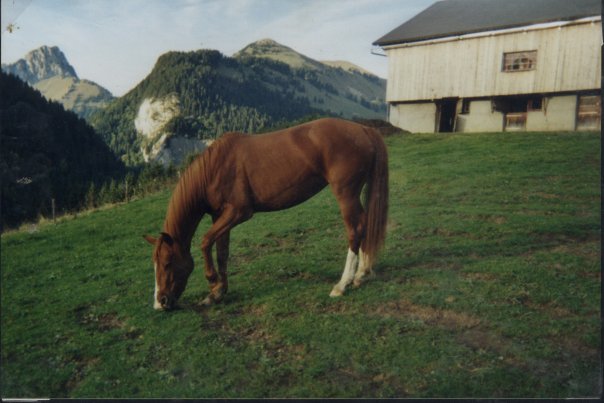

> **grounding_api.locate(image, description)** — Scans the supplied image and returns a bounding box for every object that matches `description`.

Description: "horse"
[144,117,388,310]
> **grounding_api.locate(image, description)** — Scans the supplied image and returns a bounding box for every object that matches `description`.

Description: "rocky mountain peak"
[2,45,114,120]
[236,38,290,54]
[234,38,324,70]
[2,45,78,85]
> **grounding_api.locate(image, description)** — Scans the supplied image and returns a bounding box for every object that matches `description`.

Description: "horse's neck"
[163,168,207,251]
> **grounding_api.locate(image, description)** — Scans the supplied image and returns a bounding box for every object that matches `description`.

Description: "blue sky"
[1,0,433,96]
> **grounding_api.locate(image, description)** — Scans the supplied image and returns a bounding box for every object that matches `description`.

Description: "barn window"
[498,96,542,131]
[527,97,543,111]
[460,99,471,114]
[505,113,527,131]
[577,95,601,130]
[502,51,537,72]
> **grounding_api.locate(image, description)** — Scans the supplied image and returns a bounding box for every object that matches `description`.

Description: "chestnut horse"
[144,118,388,310]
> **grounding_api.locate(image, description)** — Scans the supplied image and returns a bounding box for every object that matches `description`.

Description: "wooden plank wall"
[385,20,602,102]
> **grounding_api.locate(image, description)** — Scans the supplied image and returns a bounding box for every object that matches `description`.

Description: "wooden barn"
[373,0,602,133]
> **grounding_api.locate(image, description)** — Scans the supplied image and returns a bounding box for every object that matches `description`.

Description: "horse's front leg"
[216,230,230,295]
[200,205,246,305]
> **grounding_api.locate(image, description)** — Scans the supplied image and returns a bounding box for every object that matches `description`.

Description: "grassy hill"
[33,76,114,120]
[1,131,600,398]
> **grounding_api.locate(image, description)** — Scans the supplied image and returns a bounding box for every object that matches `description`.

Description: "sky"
[1,0,434,96]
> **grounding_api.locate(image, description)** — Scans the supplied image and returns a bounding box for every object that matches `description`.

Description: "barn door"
[437,98,458,132]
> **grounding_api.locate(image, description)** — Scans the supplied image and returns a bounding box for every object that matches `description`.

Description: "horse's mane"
[163,132,246,245]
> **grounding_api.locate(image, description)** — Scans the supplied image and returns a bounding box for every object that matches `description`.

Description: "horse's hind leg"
[330,189,365,297]
[330,248,359,297]
[353,249,373,287]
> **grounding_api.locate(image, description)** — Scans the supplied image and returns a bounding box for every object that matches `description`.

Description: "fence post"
[51,198,56,224]
[125,177,129,202]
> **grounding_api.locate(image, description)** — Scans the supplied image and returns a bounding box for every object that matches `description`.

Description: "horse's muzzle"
[156,294,176,311]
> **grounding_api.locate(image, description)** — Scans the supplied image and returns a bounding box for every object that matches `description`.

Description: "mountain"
[0,71,124,230]
[91,39,386,166]
[234,38,326,70]
[234,39,386,113]
[2,46,114,119]
[1,45,77,83]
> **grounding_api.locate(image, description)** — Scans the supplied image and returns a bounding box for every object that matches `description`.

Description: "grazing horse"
[144,118,388,310]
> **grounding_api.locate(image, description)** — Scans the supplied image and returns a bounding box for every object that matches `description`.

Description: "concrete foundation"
[389,94,596,133]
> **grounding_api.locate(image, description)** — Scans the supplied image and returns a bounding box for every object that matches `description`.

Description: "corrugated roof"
[374,0,601,46]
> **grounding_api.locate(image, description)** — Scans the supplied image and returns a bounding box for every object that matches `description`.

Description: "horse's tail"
[362,129,389,268]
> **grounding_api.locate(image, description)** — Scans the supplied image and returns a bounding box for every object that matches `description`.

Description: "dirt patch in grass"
[62,355,100,394]
[261,229,320,254]
[122,327,144,340]
[553,335,600,359]
[458,328,511,355]
[409,260,464,272]
[457,328,552,376]
[74,305,126,332]
[244,303,270,317]
[97,313,126,331]
[240,325,272,345]
[525,301,574,319]
[550,240,600,259]
[458,327,600,390]
[387,219,401,233]
[461,272,498,282]
[538,231,600,245]
[399,227,478,241]
[374,300,481,330]
[335,367,409,397]
[459,213,508,226]
[533,192,561,200]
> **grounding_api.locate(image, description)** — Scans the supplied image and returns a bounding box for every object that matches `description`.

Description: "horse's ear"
[159,232,174,246]
[143,235,157,245]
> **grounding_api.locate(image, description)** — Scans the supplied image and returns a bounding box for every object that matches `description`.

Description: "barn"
[373,0,602,133]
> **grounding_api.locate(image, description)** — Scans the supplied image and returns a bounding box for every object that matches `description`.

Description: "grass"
[1,131,601,398]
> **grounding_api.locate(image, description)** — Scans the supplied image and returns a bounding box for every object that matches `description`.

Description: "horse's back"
[258,118,381,171]
[224,118,380,210]
[255,118,378,160]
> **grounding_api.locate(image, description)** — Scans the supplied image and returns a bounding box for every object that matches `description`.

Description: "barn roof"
[373,0,602,46]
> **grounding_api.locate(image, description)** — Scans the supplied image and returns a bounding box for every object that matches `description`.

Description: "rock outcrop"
[135,95,210,165]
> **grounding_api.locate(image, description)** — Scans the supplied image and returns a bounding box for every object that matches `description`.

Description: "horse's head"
[144,233,193,310]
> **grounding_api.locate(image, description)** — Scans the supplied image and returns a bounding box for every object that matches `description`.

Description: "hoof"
[353,270,375,288]
[201,296,215,306]
[329,286,344,298]
[202,291,225,306]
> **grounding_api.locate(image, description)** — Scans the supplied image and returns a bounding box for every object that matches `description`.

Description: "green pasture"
[1,131,601,398]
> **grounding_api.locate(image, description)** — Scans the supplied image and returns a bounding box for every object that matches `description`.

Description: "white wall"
[456,100,504,132]
[390,102,436,133]
[526,95,577,131]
